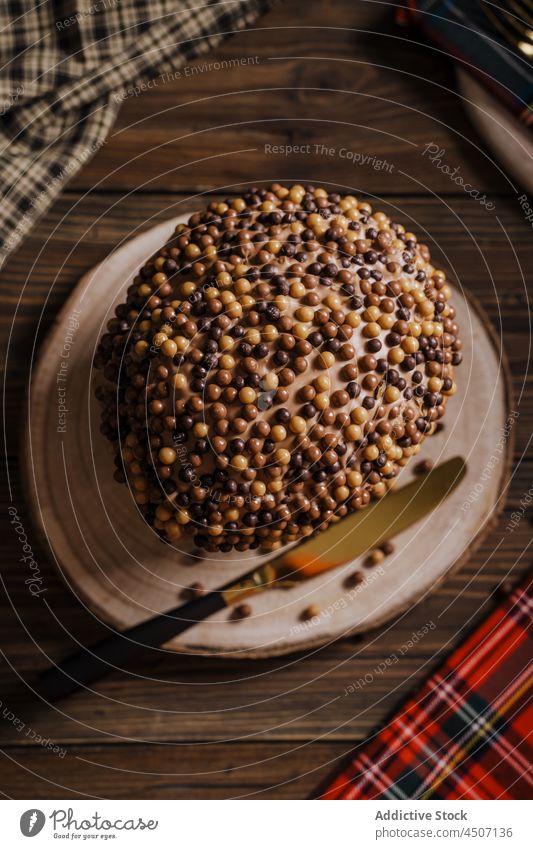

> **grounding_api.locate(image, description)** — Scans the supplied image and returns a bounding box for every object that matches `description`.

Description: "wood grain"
[69,0,513,195]
[25,215,510,656]
[1,0,531,800]
[1,742,343,799]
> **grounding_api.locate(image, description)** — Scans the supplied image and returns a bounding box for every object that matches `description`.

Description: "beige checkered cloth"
[0,0,271,266]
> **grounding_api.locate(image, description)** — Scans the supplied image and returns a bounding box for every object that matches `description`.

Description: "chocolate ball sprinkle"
[94,184,462,553]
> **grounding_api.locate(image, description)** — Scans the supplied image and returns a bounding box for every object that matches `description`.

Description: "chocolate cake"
[94,184,462,553]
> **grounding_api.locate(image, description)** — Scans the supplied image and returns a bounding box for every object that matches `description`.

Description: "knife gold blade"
[37,457,466,700]
[221,456,466,604]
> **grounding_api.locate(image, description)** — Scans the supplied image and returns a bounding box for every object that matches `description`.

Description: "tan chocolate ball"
[94,184,461,553]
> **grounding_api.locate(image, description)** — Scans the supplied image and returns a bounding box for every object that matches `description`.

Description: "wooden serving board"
[26,215,512,658]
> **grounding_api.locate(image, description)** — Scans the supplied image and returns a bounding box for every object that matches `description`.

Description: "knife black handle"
[37,591,227,702]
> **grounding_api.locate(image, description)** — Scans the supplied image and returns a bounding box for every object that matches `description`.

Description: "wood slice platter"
[26,215,512,658]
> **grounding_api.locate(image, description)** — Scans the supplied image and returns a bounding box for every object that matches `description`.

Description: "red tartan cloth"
[321,576,533,800]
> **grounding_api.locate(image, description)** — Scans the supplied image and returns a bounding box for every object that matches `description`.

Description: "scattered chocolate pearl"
[366,548,385,567]
[301,604,321,621]
[183,581,205,600]
[344,569,364,588]
[94,183,462,553]
[380,540,395,556]
[232,603,252,619]
[414,459,434,475]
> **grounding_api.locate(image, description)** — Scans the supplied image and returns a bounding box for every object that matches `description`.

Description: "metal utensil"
[37,456,466,701]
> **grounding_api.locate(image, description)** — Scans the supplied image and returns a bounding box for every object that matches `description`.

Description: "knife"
[37,456,465,701]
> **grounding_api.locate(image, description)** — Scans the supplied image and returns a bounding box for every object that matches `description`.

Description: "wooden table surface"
[1,0,531,799]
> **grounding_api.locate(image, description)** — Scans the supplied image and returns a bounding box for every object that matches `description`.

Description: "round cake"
[94,184,462,553]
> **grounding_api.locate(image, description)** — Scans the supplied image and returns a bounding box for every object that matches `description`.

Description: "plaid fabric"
[0,0,271,267]
[320,575,533,799]
[398,1,533,126]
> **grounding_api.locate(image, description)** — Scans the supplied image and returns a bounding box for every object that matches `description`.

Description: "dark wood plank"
[1,185,531,755]
[2,192,531,416]
[67,0,512,195]
[1,0,531,800]
[0,742,342,799]
[1,191,530,318]
[1,508,530,748]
